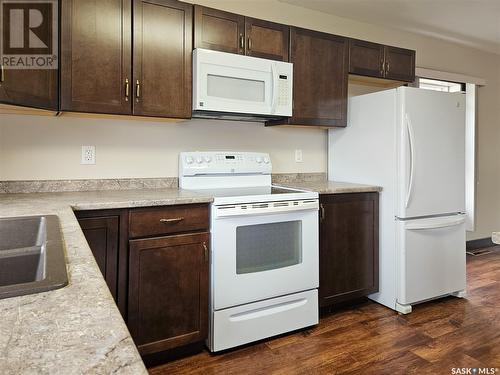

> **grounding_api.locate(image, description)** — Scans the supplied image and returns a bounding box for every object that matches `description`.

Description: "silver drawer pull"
[159,217,184,223]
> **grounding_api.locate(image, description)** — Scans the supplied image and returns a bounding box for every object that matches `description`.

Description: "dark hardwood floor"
[150,248,500,374]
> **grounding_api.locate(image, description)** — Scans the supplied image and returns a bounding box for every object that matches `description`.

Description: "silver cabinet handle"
[135,80,141,100]
[320,203,325,222]
[203,242,208,262]
[239,34,244,50]
[0,65,4,83]
[159,217,184,223]
[125,78,129,101]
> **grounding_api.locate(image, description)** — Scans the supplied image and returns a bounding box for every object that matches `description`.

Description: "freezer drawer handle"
[406,217,465,230]
[228,298,308,322]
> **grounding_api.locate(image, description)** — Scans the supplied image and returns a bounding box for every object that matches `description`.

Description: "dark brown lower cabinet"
[77,204,210,357]
[76,209,129,317]
[128,232,209,355]
[319,193,379,307]
[77,215,119,299]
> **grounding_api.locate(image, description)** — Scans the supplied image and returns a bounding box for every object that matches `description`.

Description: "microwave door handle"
[271,63,278,114]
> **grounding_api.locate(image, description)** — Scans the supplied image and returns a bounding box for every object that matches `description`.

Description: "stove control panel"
[179,151,272,177]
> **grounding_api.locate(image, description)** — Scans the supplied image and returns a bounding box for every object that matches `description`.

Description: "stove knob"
[196,157,203,164]
[263,157,270,164]
[186,156,194,164]
[256,156,263,164]
[204,156,212,163]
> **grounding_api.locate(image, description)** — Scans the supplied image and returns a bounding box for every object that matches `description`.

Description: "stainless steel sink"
[0,215,68,299]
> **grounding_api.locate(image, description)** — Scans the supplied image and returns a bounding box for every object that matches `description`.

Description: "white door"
[211,206,319,310]
[397,215,466,305]
[397,87,466,218]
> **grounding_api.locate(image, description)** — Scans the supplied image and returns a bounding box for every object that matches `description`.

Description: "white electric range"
[179,151,319,352]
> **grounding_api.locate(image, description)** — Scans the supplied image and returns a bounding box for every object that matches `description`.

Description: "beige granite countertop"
[275,180,382,194]
[0,188,212,375]
[0,179,378,373]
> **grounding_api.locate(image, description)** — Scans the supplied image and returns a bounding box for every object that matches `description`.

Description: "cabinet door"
[194,5,245,54]
[319,193,379,307]
[0,69,58,110]
[133,0,192,118]
[348,39,385,79]
[289,27,348,127]
[128,232,209,355]
[384,46,415,82]
[60,0,132,114]
[245,18,289,61]
[78,216,119,300]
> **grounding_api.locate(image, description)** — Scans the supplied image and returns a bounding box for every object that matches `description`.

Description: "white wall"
[0,115,326,179]
[0,0,499,240]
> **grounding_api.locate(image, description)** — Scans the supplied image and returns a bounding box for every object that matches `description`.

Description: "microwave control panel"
[277,74,290,107]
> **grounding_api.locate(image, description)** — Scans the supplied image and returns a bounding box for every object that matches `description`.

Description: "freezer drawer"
[209,289,318,352]
[397,215,466,305]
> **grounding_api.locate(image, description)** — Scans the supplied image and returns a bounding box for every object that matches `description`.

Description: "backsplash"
[0,173,327,194]
[0,114,327,181]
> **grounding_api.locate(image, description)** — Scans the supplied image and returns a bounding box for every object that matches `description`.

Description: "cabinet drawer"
[129,204,209,238]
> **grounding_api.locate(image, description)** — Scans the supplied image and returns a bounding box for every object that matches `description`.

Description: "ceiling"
[279,0,500,55]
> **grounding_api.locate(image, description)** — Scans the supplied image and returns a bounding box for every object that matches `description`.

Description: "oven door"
[211,200,319,310]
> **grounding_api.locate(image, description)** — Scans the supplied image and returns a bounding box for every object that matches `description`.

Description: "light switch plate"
[81,146,96,165]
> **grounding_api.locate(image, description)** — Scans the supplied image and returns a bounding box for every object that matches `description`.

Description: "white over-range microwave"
[192,48,293,121]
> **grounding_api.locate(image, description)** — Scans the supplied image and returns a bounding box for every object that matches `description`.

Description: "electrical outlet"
[295,149,303,163]
[81,146,96,165]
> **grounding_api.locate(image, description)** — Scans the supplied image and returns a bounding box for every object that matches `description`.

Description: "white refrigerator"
[329,87,466,314]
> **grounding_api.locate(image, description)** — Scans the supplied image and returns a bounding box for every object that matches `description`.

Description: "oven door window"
[236,221,302,274]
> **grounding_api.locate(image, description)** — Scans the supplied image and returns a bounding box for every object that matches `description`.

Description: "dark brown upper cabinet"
[133,0,192,118]
[0,68,58,110]
[384,46,415,82]
[194,6,245,55]
[349,39,415,83]
[319,193,379,308]
[269,27,348,127]
[60,0,132,114]
[194,6,289,62]
[244,18,289,61]
[61,0,192,118]
[348,39,385,79]
[0,0,59,110]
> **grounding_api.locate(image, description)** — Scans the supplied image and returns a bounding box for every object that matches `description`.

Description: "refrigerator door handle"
[405,216,466,230]
[405,114,415,208]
